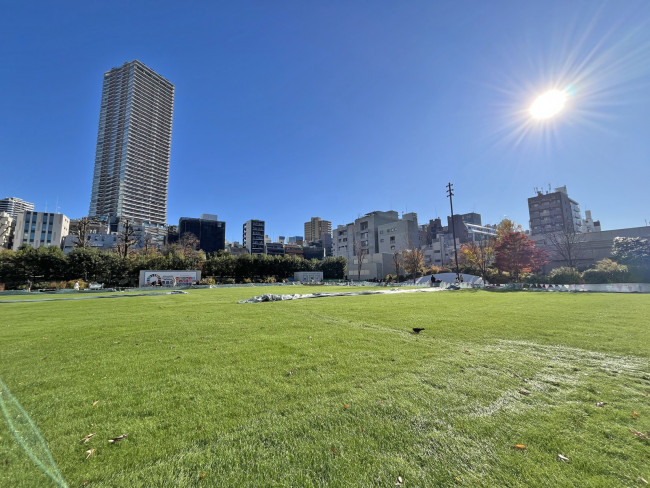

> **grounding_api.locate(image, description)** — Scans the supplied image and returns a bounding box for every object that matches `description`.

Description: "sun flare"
[529,89,568,120]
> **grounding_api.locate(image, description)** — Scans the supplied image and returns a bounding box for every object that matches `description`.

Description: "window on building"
[390,236,395,243]
[360,222,368,231]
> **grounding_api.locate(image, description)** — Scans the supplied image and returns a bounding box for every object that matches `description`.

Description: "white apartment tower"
[0,197,34,220]
[89,60,175,230]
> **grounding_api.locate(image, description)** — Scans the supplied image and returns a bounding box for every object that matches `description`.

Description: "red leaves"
[494,231,549,280]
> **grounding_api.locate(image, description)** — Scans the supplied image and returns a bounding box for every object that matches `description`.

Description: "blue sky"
[2,1,650,242]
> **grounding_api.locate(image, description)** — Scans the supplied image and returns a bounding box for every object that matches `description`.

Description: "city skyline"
[2,1,650,243]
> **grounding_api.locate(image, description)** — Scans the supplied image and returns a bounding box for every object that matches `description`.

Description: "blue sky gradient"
[2,1,649,242]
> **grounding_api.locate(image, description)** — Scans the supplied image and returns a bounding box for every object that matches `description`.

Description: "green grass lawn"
[1,288,649,487]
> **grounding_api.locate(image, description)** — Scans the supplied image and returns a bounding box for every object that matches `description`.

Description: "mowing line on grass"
[0,291,188,303]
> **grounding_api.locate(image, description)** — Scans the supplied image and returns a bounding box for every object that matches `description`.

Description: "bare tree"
[392,251,402,282]
[71,217,100,248]
[141,233,157,254]
[353,239,368,282]
[117,219,137,259]
[403,248,424,283]
[543,229,585,269]
[180,232,200,257]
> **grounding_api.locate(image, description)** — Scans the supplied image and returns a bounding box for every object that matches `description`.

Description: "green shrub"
[581,269,608,284]
[582,259,630,284]
[547,267,583,284]
[200,277,216,285]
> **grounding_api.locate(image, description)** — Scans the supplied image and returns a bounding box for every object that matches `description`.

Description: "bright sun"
[529,89,568,119]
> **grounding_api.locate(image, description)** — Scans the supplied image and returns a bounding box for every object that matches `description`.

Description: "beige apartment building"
[12,211,70,251]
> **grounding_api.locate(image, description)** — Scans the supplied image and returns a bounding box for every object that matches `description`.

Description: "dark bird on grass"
[412,328,425,334]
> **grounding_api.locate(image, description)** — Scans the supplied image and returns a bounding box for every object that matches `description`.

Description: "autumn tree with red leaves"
[494,231,548,282]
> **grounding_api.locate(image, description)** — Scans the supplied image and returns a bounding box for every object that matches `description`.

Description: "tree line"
[0,245,347,290]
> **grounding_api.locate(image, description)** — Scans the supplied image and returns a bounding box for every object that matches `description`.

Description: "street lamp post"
[446,182,461,282]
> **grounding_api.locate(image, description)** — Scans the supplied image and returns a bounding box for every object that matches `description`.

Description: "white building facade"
[12,211,70,251]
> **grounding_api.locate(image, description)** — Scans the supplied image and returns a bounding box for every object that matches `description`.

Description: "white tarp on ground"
[239,287,448,303]
[414,273,484,285]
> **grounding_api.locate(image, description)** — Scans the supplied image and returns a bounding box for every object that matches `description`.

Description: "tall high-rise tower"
[89,60,174,229]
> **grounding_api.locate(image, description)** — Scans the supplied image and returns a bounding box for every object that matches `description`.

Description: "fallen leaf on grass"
[638,477,647,484]
[643,391,648,396]
[343,404,349,409]
[557,453,569,462]
[199,473,206,479]
[518,389,531,396]
[85,449,95,460]
[92,400,99,407]
[632,412,640,418]
[396,475,403,485]
[81,433,96,443]
[631,430,648,440]
[108,434,128,443]
[513,444,526,450]
[596,402,607,407]
[83,481,89,486]
[464,350,472,355]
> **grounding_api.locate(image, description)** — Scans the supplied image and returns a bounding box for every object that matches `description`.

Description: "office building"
[528,186,583,235]
[12,211,69,251]
[89,60,174,230]
[334,211,419,280]
[243,219,265,255]
[304,217,332,243]
[0,197,34,220]
[178,216,226,254]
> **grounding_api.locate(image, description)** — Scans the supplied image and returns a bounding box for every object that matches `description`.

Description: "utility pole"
[446,182,461,282]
